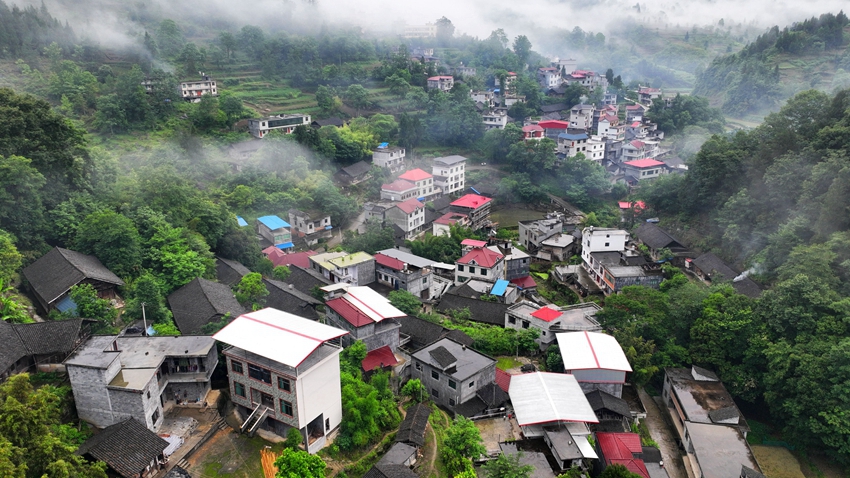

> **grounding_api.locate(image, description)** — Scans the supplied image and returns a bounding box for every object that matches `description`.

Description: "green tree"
[600,464,644,478]
[273,266,292,281]
[218,32,237,60]
[315,85,341,115]
[442,416,486,476]
[64,283,116,331]
[483,452,534,478]
[284,427,303,449]
[0,155,46,251]
[388,290,422,316]
[156,19,184,57]
[345,84,370,116]
[93,94,127,134]
[274,448,325,478]
[152,319,180,336]
[0,231,22,284]
[400,379,426,402]
[0,280,30,324]
[512,35,532,67]
[74,210,142,278]
[235,272,269,309]
[123,272,172,324]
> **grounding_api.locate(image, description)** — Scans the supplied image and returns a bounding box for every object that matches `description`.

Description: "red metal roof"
[522,125,544,132]
[382,179,417,192]
[451,194,492,209]
[510,276,537,289]
[435,212,467,225]
[428,76,453,80]
[396,197,424,214]
[626,105,643,110]
[461,239,487,247]
[326,297,373,327]
[597,433,649,478]
[457,247,503,268]
[618,201,646,211]
[531,306,562,322]
[374,253,405,271]
[361,345,399,371]
[538,120,569,129]
[399,168,433,182]
[624,159,664,168]
[495,368,512,393]
[263,249,317,268]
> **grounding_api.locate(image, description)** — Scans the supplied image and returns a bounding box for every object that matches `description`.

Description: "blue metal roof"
[378,142,389,148]
[55,295,76,313]
[257,215,290,230]
[491,279,509,297]
[325,225,333,230]
[275,242,295,250]
[558,133,588,140]
[236,216,248,227]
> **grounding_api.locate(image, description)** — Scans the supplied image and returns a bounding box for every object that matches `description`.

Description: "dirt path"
[638,387,688,478]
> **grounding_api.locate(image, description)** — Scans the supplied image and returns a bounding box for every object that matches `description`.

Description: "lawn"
[496,356,522,371]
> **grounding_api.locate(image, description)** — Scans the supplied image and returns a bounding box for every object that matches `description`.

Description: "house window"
[449,398,456,406]
[469,267,476,274]
[326,418,330,431]
[508,316,516,325]
[248,364,272,384]
[151,410,160,424]
[234,382,246,397]
[280,400,293,416]
[605,242,610,247]
[480,269,487,276]
[522,320,530,329]
[458,265,464,272]
[431,370,439,380]
[278,377,291,392]
[415,363,422,371]
[431,389,439,398]
[422,277,428,285]
[147,391,151,399]
[468,381,475,388]
[449,380,457,390]
[231,360,244,374]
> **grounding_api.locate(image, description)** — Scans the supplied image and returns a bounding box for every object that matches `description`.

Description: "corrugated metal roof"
[257,215,290,230]
[509,372,599,426]
[236,216,248,227]
[490,280,509,296]
[213,308,347,367]
[343,286,406,322]
[556,331,632,372]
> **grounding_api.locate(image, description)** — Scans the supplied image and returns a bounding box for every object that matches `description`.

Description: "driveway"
[638,388,688,478]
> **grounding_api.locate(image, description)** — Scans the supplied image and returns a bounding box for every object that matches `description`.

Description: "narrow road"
[638,387,688,478]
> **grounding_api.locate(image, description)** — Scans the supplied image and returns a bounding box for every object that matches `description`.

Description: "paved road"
[638,387,688,478]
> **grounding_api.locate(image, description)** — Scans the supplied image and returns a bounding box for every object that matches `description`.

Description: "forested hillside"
[694,12,850,116]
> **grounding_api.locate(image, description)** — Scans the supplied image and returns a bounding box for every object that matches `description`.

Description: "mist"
[27,0,850,56]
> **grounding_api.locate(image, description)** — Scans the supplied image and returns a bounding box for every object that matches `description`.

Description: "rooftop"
[23,247,124,307]
[376,249,434,269]
[328,251,375,268]
[399,168,433,182]
[597,432,649,478]
[457,247,503,268]
[624,159,664,168]
[411,337,495,381]
[686,422,761,478]
[257,215,290,230]
[395,197,425,215]
[509,372,599,426]
[433,155,467,165]
[382,179,417,192]
[665,367,748,430]
[362,345,399,371]
[558,133,589,141]
[556,331,632,372]
[461,239,488,247]
[76,419,168,478]
[451,194,492,209]
[213,308,348,367]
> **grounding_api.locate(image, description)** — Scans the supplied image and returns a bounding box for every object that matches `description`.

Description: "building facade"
[432,155,467,196]
[248,114,311,138]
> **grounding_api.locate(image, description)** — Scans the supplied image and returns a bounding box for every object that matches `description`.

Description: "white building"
[623,159,665,181]
[427,76,454,92]
[248,114,311,138]
[537,67,562,89]
[372,146,406,173]
[455,246,504,284]
[404,23,437,38]
[509,372,599,438]
[432,155,466,196]
[385,198,427,240]
[180,75,218,102]
[505,302,602,350]
[398,168,438,199]
[213,308,347,453]
[556,331,632,397]
[557,133,588,157]
[482,109,508,130]
[569,104,595,131]
[585,136,606,162]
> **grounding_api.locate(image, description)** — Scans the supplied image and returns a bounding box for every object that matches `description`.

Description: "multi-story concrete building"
[557,132,588,157]
[450,194,493,230]
[482,110,508,130]
[310,252,375,286]
[519,213,565,251]
[257,215,293,249]
[374,249,434,299]
[372,146,406,172]
[538,67,562,89]
[455,246,504,284]
[380,179,419,202]
[622,159,665,181]
[410,337,497,413]
[432,155,466,196]
[288,209,333,245]
[404,23,437,38]
[569,104,595,131]
[487,243,530,281]
[506,302,601,350]
[427,76,454,92]
[213,308,348,453]
[324,285,404,352]
[398,169,437,199]
[384,198,426,240]
[179,75,217,102]
[65,335,217,431]
[556,331,632,397]
[248,114,311,138]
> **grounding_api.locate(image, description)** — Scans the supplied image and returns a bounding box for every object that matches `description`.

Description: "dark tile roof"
[436,292,508,326]
[541,103,568,113]
[287,265,332,297]
[398,315,444,351]
[642,446,663,464]
[312,117,344,127]
[167,278,244,334]
[429,346,456,369]
[77,418,168,478]
[731,277,762,299]
[586,389,632,418]
[396,402,431,447]
[0,321,28,373]
[23,247,124,309]
[377,442,416,467]
[264,279,322,320]
[215,257,251,287]
[476,382,508,408]
[741,465,766,478]
[428,196,453,214]
[453,395,487,418]
[12,318,83,356]
[340,160,373,178]
[692,253,737,280]
[442,329,474,347]
[634,223,685,250]
[363,464,418,478]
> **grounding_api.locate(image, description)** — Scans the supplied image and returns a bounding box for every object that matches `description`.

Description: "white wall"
[296,350,343,433]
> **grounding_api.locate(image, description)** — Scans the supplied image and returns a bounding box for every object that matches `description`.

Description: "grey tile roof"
[76,418,168,478]
[398,315,444,351]
[396,403,431,447]
[642,446,663,463]
[692,253,736,279]
[12,318,83,356]
[23,247,124,308]
[741,465,766,478]
[634,223,685,250]
[435,291,508,326]
[340,160,373,178]
[377,442,416,466]
[476,382,508,408]
[287,266,332,297]
[413,338,495,381]
[215,257,251,287]
[585,389,632,418]
[363,464,418,478]
[0,321,28,373]
[428,346,457,369]
[442,329,473,347]
[167,278,244,334]
[264,279,321,320]
[453,395,487,418]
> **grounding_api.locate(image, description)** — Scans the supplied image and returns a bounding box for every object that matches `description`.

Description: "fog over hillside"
[28,0,850,53]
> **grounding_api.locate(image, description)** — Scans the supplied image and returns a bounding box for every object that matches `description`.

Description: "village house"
[487,243,530,281]
[213,308,347,452]
[687,253,762,298]
[557,331,632,397]
[372,145,406,173]
[482,109,509,130]
[551,58,578,73]
[662,366,761,478]
[310,251,376,286]
[288,209,333,245]
[569,103,595,131]
[564,70,608,92]
[410,337,498,416]
[625,104,648,122]
[435,286,511,326]
[581,227,663,294]
[335,161,373,186]
[216,257,251,287]
[404,23,437,38]
[509,372,599,470]
[0,319,90,380]
[324,285,405,352]
[539,120,569,140]
[522,124,545,141]
[76,418,169,478]
[540,233,578,262]
[450,194,493,230]
[470,90,495,108]
[248,113,311,138]
[585,389,636,431]
[399,168,438,198]
[426,75,454,92]
[538,67,562,89]
[594,432,651,478]
[264,278,323,321]
[621,140,657,162]
[638,86,662,106]
[557,132,588,157]
[519,213,566,251]
[167,277,244,334]
[451,64,476,77]
[622,159,666,181]
[65,335,218,430]
[380,179,419,202]
[432,211,470,236]
[494,71,518,90]
[311,117,344,128]
[597,114,625,141]
[505,302,602,350]
[23,247,124,314]
[633,223,689,262]
[262,249,317,270]
[455,246,504,284]
[432,155,467,196]
[374,249,434,299]
[179,75,217,102]
[257,215,293,249]
[383,198,426,240]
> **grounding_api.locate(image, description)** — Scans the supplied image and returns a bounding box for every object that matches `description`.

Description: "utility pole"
[141,302,147,336]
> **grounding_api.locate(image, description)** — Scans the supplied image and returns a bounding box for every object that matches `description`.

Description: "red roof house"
[399,169,433,182]
[382,179,417,192]
[457,247,503,268]
[361,345,399,371]
[461,238,488,248]
[596,433,650,478]
[495,368,512,393]
[624,159,664,169]
[395,197,424,214]
[451,194,492,209]
[326,297,374,327]
[531,306,562,322]
[262,247,318,268]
